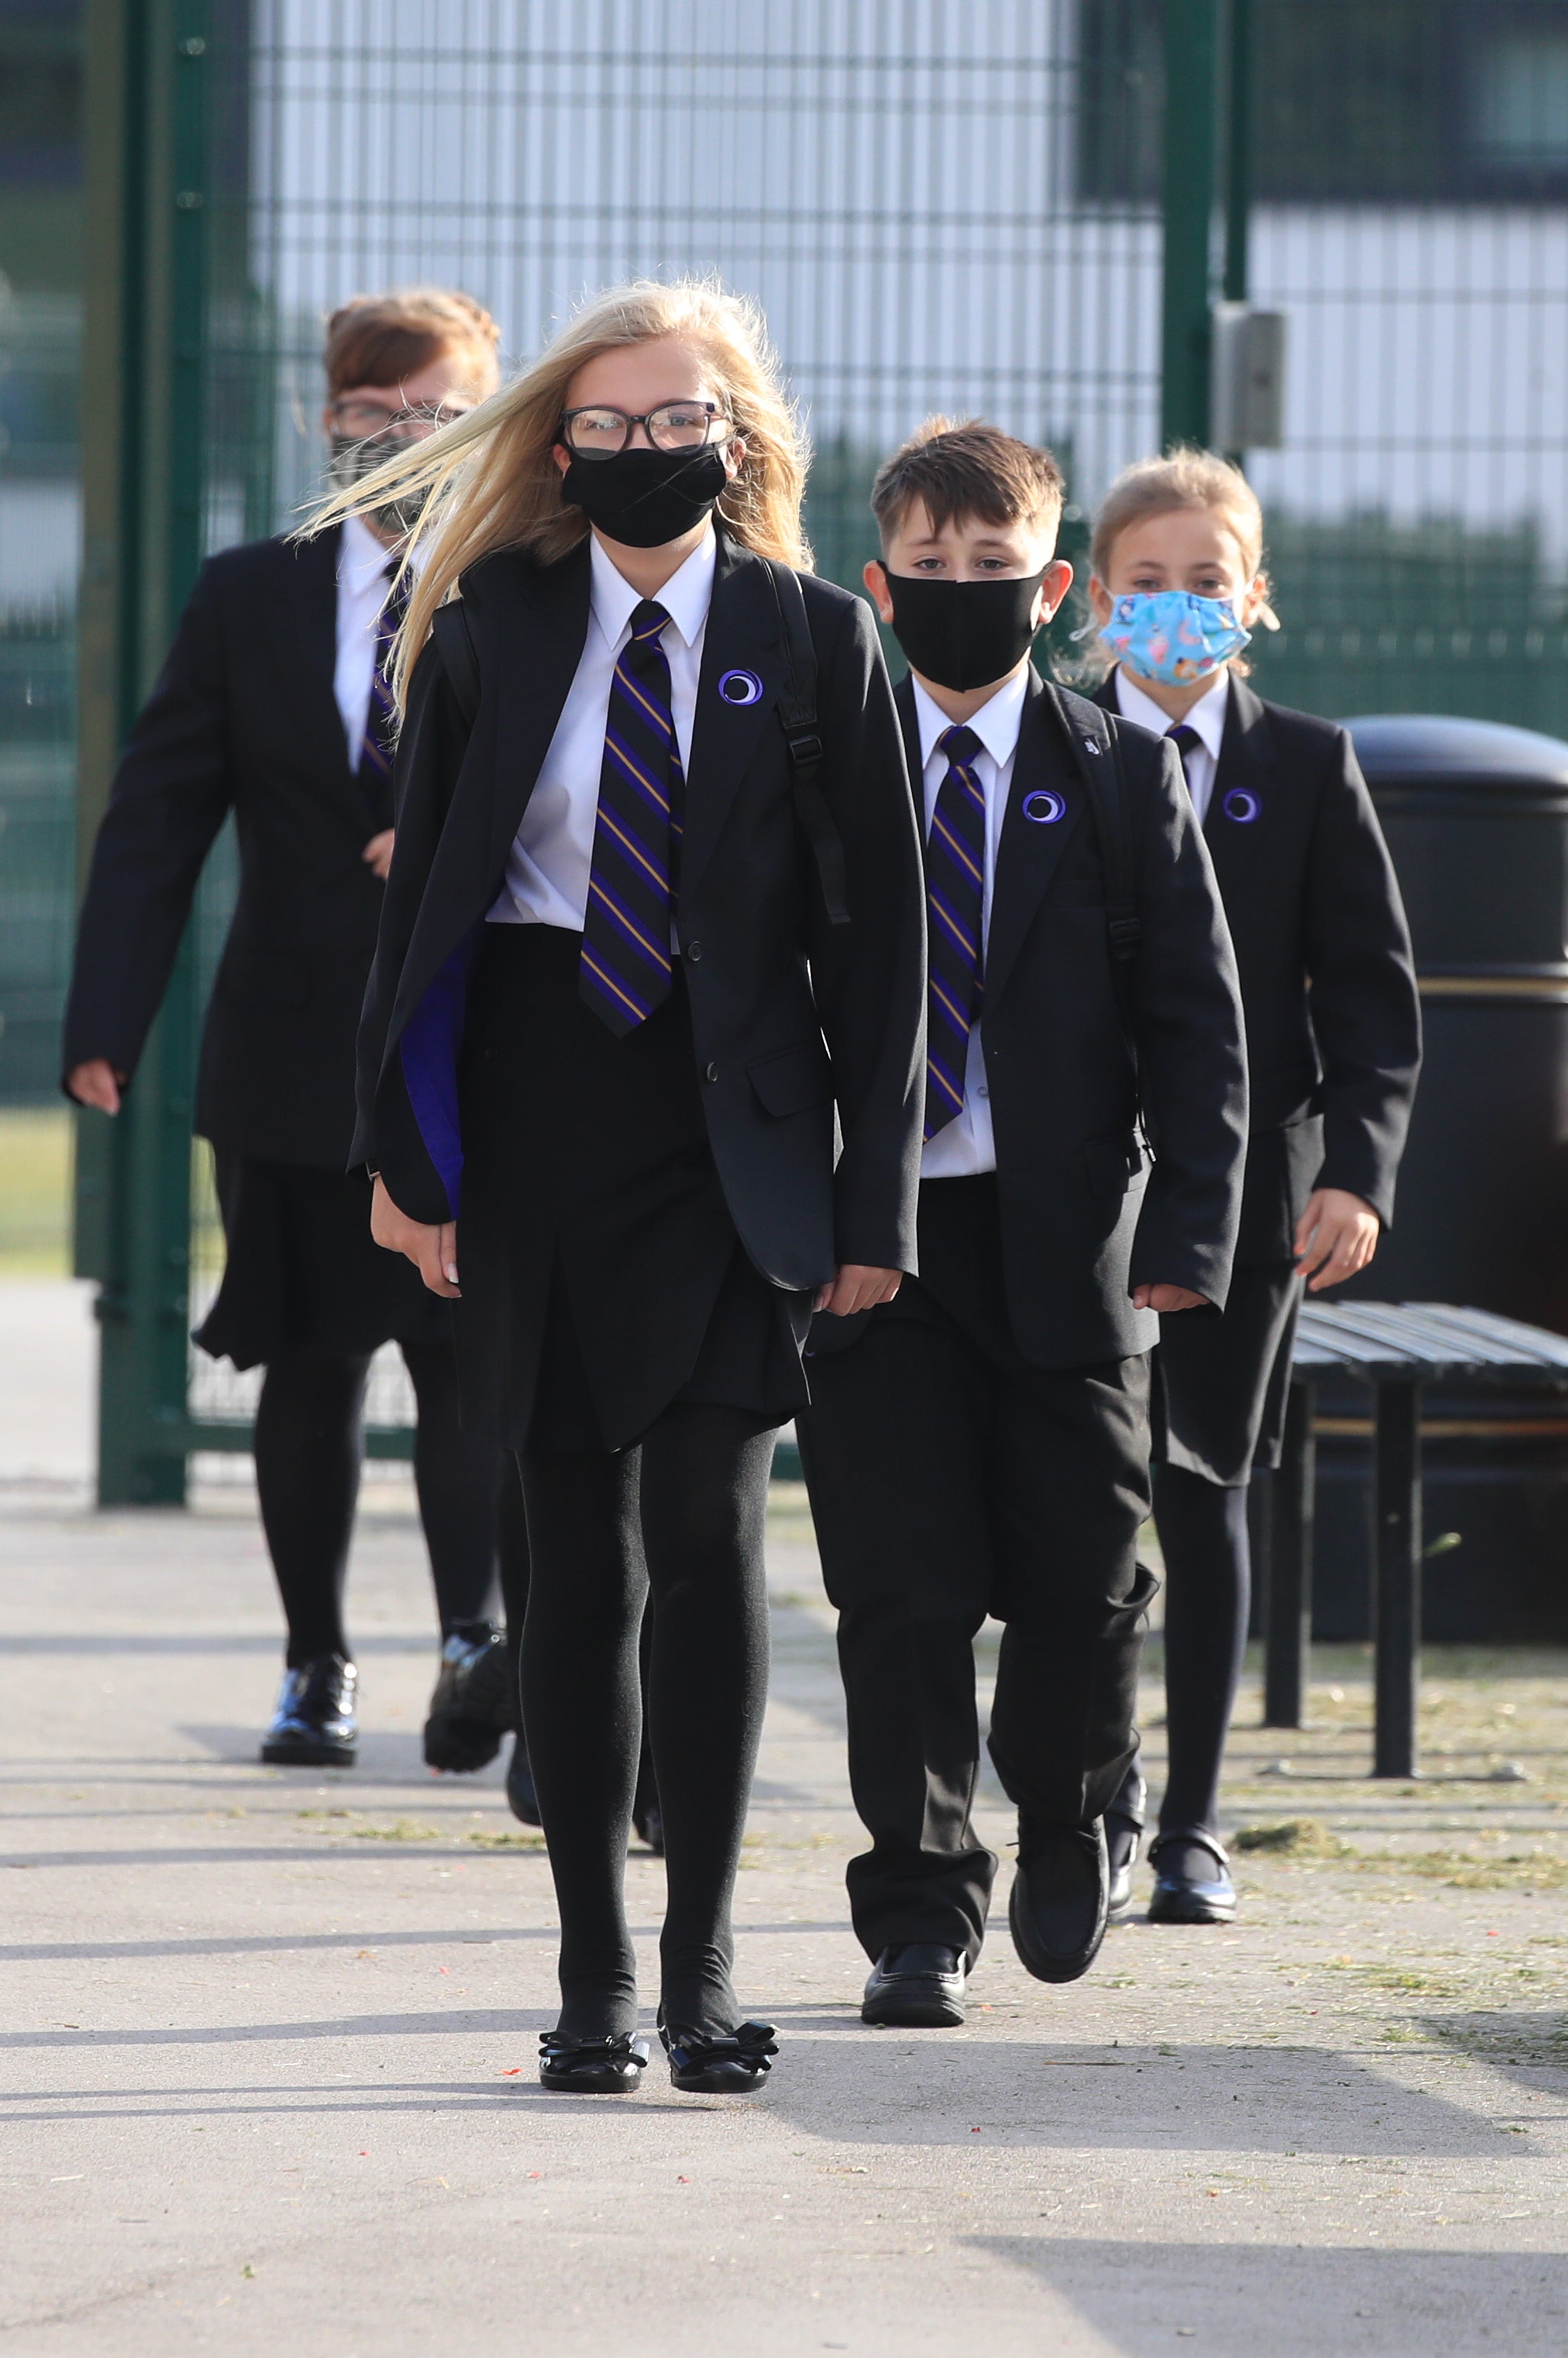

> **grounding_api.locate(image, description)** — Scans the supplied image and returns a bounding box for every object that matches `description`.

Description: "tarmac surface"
[1,1298,1567,2352]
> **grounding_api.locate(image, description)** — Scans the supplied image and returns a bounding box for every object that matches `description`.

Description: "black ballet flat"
[261,1654,357,1767]
[537,2030,649,2094]
[659,2017,778,2094]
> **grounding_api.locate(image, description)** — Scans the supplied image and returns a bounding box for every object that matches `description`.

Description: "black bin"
[1306,715,1568,1642]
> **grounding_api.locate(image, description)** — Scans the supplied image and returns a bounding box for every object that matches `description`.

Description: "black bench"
[1262,1302,1568,1776]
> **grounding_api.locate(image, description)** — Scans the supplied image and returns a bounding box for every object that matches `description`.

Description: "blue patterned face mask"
[1098,590,1251,685]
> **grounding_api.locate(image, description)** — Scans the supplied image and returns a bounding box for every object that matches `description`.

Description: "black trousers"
[798,1175,1156,1965]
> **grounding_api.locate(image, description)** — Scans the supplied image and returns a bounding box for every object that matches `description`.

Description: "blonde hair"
[306,276,809,706]
[1089,447,1275,673]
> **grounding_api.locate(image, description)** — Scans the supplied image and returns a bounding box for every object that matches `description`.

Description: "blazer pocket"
[748,1040,833,1118]
[1084,1130,1146,1199]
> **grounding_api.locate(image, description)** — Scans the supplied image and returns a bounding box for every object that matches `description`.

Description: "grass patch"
[467,1829,546,1850]
[1234,1819,1352,1859]
[1358,1848,1568,1890]
[0,1108,73,1276]
[350,1819,441,1843]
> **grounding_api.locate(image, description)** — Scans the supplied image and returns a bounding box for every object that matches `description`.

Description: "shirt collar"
[1113,664,1229,757]
[589,525,718,653]
[912,665,1029,774]
[338,510,428,592]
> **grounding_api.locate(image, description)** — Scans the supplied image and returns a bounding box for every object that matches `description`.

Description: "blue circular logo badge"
[1223,787,1261,824]
[1022,789,1067,825]
[717,668,764,707]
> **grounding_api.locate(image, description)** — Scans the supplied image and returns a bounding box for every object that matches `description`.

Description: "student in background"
[798,420,1247,2030]
[63,289,525,1780]
[1089,449,1421,1925]
[325,280,924,2095]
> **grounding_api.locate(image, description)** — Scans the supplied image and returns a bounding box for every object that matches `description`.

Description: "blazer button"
[705,1061,719,1082]
[687,939,703,962]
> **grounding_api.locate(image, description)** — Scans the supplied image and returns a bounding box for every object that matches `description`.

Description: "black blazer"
[1094,672,1421,1259]
[354,531,927,1293]
[61,527,391,1168]
[893,668,1249,1367]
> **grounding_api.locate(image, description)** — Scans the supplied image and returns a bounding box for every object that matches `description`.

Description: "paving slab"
[0,1477,1565,2355]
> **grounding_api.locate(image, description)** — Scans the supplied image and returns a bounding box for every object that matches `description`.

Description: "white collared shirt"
[333,513,427,774]
[1113,665,1229,824]
[912,667,1028,1181]
[488,527,718,929]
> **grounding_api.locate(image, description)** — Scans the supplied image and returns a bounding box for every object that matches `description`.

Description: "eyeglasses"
[329,399,469,441]
[560,401,728,459]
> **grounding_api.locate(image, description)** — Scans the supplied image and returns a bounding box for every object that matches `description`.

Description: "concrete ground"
[1,1282,1567,2352]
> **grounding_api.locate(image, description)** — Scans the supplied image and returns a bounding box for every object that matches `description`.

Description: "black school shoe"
[423,1627,510,1773]
[1008,1818,1110,1984]
[261,1654,357,1767]
[659,2013,778,2093]
[862,1944,969,2028]
[1105,1768,1146,1923]
[505,1733,542,1826]
[1147,1831,1237,1924]
[538,2030,649,2093]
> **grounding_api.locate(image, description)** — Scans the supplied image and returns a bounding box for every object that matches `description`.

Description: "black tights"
[255,1340,502,1667]
[519,1404,776,2041]
[1152,1461,1251,1843]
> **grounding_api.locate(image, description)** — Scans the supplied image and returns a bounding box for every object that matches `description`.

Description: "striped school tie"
[357,563,407,828]
[580,598,682,1034]
[1165,721,1203,799]
[924,723,987,1141]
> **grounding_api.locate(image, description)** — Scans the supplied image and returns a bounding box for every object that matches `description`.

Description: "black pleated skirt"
[194,1153,452,1371]
[453,923,811,1453]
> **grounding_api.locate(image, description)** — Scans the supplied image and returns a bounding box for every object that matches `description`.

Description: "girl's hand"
[66,1059,125,1114]
[814,1264,903,1317]
[362,829,396,881]
[1294,1187,1380,1293]
[371,1174,460,1296]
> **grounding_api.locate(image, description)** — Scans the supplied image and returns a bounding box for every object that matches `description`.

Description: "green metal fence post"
[75,0,209,1506]
[1223,0,1253,306]
[1160,0,1221,451]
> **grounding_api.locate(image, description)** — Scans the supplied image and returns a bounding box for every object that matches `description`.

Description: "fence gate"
[70,0,1568,1499]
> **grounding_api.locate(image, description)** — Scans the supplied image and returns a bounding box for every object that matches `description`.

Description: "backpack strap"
[431,599,480,728]
[761,559,851,929]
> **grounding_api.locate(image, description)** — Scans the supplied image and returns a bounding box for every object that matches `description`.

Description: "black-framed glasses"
[560,400,728,459]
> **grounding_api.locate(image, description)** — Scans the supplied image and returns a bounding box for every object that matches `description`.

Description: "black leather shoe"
[1009,1818,1109,1984]
[261,1654,357,1767]
[505,1733,541,1826]
[633,1801,665,1855]
[1147,1831,1237,1924]
[862,1943,969,2027]
[423,1627,509,1773]
[538,2029,648,2093]
[659,2017,778,2094]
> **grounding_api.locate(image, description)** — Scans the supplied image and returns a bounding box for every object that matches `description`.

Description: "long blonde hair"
[305,276,810,705]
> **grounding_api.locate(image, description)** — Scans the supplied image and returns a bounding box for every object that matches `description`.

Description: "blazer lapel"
[483,541,594,875]
[983,671,1086,1013]
[680,534,791,908]
[1203,674,1277,892]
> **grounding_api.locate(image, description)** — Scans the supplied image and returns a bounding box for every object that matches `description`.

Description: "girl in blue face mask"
[1085,450,1421,1938]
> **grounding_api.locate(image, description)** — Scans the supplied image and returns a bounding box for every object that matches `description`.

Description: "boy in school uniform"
[797,420,1249,2026]
[1089,450,1421,1926]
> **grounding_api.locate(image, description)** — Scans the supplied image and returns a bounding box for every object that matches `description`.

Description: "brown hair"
[307,276,809,706]
[871,417,1065,549]
[324,287,502,403]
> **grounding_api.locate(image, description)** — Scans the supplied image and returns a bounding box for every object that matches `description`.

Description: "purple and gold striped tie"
[357,563,406,828]
[580,598,682,1034]
[924,722,986,1140]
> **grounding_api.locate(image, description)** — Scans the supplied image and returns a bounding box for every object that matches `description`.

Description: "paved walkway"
[1,1465,1567,2352]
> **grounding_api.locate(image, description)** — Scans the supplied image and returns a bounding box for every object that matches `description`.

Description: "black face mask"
[328,434,428,540]
[560,442,730,548]
[883,568,1048,692]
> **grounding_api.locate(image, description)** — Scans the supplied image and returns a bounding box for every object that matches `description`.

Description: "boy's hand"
[1294,1187,1380,1292]
[371,1174,460,1296]
[814,1265,903,1317]
[363,829,396,880]
[67,1058,125,1115]
[1132,1283,1208,1313]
